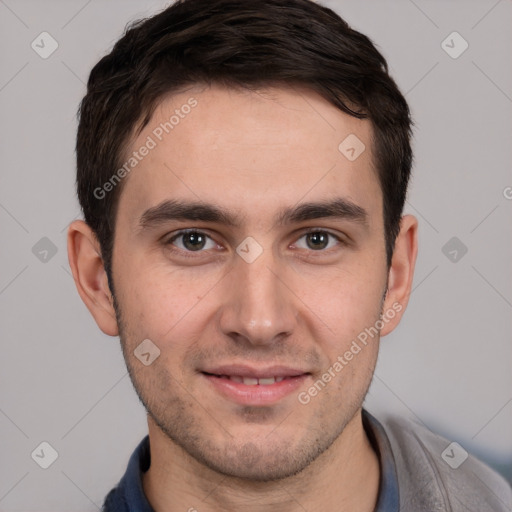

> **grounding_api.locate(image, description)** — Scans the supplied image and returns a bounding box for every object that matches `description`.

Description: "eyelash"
[164,228,345,258]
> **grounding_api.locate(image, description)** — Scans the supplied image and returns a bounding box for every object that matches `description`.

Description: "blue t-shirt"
[102,410,399,511]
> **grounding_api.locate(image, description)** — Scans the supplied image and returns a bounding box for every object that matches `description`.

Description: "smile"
[205,374,291,385]
[201,365,311,405]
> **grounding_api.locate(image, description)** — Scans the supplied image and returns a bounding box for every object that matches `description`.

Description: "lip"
[201,364,310,406]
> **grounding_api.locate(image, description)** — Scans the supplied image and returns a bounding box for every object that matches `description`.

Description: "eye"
[167,230,217,252]
[294,230,341,251]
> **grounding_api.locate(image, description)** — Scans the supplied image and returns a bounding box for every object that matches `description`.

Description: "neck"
[142,410,380,512]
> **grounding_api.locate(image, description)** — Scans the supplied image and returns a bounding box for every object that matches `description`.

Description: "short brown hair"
[76,0,412,280]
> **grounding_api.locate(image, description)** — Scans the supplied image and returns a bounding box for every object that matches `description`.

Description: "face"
[109,85,393,480]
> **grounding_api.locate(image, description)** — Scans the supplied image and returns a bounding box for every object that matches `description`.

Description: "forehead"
[117,84,381,226]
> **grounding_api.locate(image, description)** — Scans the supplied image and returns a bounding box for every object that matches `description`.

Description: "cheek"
[290,264,385,346]
[116,265,223,348]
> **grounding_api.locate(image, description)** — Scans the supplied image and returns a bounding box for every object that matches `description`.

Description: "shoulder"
[377,413,512,511]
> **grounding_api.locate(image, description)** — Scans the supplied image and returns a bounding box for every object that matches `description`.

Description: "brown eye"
[295,230,340,251]
[168,230,215,251]
[182,232,206,250]
[305,232,329,250]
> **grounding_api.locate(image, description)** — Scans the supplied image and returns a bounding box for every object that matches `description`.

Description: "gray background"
[0,0,511,510]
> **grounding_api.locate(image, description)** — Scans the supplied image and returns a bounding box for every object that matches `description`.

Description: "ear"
[67,220,119,336]
[380,214,418,336]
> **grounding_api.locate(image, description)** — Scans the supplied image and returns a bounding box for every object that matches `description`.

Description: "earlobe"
[380,214,418,337]
[67,220,119,336]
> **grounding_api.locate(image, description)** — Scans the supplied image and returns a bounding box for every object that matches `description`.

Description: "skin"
[68,84,418,512]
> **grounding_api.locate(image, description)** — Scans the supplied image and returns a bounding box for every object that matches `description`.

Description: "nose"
[217,248,299,347]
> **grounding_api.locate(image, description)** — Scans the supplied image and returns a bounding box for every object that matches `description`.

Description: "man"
[67,0,512,510]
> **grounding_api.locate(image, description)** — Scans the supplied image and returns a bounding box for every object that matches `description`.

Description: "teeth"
[226,376,282,385]
[242,377,259,385]
[258,377,276,385]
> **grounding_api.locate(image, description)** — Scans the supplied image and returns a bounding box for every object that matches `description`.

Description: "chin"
[181,434,331,482]
[200,447,312,481]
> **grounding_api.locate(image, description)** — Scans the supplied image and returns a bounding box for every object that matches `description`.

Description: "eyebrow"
[276,198,368,226]
[138,197,368,231]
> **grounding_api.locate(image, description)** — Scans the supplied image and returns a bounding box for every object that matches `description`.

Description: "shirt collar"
[362,409,400,511]
[103,434,153,511]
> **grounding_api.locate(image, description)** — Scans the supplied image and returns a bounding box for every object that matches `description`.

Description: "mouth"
[205,374,291,385]
[200,365,311,405]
